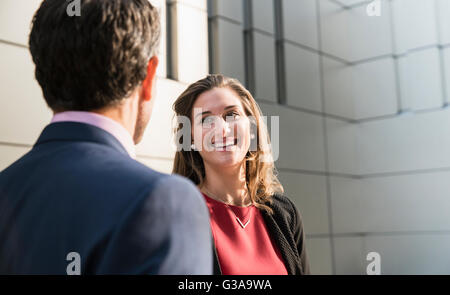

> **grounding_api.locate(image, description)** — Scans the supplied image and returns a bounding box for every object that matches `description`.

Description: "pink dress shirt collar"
[50,111,136,159]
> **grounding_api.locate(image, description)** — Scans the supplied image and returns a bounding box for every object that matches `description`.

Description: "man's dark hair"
[29,0,161,111]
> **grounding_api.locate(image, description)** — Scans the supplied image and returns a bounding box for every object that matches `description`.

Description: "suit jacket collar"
[34,121,129,157]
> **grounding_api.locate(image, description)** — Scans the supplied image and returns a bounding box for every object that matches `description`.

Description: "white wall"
[321,0,450,275]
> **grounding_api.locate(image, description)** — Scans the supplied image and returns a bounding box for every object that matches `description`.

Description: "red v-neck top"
[202,193,288,275]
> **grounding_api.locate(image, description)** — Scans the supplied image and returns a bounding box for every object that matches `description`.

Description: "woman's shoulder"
[268,193,298,214]
[266,193,303,227]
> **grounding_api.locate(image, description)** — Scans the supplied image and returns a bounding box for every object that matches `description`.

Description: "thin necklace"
[203,187,253,229]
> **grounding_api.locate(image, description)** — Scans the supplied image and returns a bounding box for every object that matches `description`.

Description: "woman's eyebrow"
[224,105,238,110]
[195,110,212,118]
[194,105,240,119]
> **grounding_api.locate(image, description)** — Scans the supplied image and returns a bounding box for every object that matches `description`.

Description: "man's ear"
[141,56,159,102]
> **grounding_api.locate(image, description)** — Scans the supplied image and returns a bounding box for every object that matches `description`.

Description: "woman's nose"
[214,117,231,136]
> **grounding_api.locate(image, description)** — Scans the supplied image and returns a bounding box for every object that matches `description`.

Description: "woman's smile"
[210,137,239,151]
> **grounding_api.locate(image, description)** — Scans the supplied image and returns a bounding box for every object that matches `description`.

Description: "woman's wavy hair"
[172,74,283,214]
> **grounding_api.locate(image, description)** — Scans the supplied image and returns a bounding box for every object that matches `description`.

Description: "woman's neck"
[201,163,251,207]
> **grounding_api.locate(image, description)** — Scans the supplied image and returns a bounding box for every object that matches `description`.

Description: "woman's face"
[191,87,251,169]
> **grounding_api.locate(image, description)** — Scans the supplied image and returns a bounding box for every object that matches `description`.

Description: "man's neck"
[92,95,139,142]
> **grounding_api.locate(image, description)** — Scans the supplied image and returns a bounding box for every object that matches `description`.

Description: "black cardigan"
[212,194,311,275]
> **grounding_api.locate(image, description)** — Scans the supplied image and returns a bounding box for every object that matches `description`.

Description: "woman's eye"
[201,116,215,126]
[226,111,240,120]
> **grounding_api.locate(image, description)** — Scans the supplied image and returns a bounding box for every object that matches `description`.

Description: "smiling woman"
[191,87,253,174]
[172,74,310,275]
[173,74,278,212]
